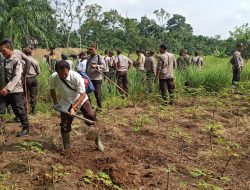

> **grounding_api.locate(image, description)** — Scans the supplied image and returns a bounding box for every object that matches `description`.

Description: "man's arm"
[5,60,23,92]
[50,89,58,105]
[71,92,87,111]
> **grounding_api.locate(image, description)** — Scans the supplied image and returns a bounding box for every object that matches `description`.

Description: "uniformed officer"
[230,43,244,85]
[86,43,105,111]
[23,48,41,115]
[0,39,29,137]
[155,44,176,105]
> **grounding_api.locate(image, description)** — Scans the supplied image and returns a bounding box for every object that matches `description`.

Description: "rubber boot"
[61,132,71,149]
[95,133,104,152]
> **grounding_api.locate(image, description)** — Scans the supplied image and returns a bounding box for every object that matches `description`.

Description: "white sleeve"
[49,73,57,89]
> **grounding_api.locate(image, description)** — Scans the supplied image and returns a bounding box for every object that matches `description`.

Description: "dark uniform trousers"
[26,76,38,109]
[60,100,96,133]
[232,68,241,84]
[0,93,29,129]
[91,80,102,108]
[159,78,175,100]
[117,71,128,95]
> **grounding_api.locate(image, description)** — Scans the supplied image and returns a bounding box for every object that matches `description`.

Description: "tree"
[0,0,55,48]
[229,23,250,58]
[153,8,170,43]
[52,0,86,47]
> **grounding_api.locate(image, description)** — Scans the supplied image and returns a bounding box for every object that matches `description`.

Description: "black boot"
[61,132,71,149]
[16,128,29,137]
[10,117,20,123]
[30,107,36,115]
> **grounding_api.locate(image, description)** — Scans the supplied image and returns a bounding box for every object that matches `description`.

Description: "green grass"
[36,55,250,109]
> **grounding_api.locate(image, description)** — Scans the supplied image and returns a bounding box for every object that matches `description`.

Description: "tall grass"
[36,55,250,111]
[175,56,250,92]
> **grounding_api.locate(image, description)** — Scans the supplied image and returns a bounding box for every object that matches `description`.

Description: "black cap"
[160,44,168,50]
[237,43,244,47]
[61,53,68,60]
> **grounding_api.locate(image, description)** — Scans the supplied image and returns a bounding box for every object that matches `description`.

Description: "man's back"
[116,54,131,72]
[157,52,176,79]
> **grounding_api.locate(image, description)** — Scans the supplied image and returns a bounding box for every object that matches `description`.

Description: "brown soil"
[0,94,250,190]
[32,48,83,59]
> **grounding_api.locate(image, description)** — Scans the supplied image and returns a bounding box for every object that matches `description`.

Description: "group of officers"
[0,39,245,151]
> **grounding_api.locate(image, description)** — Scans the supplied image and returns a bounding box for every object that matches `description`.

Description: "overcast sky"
[87,0,250,39]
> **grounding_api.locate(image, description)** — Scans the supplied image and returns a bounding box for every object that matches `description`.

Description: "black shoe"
[16,128,29,137]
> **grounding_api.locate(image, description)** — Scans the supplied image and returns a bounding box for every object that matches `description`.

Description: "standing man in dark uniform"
[155,44,176,105]
[114,49,132,96]
[0,39,29,137]
[231,43,244,85]
[86,43,105,111]
[23,48,41,115]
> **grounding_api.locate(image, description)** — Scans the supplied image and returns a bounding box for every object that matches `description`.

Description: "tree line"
[0,0,249,58]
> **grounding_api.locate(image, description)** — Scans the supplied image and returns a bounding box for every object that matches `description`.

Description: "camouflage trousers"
[146,70,155,93]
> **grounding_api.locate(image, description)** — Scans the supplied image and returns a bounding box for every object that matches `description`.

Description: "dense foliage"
[0,0,249,57]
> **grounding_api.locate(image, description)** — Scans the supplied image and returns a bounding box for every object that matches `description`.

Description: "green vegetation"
[16,141,45,155]
[81,169,123,190]
[1,1,250,58]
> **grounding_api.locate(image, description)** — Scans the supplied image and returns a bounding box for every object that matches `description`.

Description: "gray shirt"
[86,54,105,80]
[27,56,40,78]
[192,56,203,68]
[145,56,156,74]
[231,51,244,69]
[103,55,110,73]
[115,54,131,72]
[2,54,23,93]
[157,52,176,79]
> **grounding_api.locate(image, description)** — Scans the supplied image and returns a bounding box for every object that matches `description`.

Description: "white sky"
[87,0,250,39]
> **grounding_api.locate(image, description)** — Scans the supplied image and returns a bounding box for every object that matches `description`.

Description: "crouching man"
[50,60,104,151]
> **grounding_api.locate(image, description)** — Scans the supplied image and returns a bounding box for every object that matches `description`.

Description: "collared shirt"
[157,52,176,79]
[86,54,105,80]
[137,53,145,71]
[192,56,203,68]
[14,50,30,64]
[76,59,87,73]
[27,56,40,78]
[115,54,131,72]
[14,50,40,78]
[50,70,88,111]
[103,55,110,73]
[145,56,156,74]
[108,56,115,68]
[4,54,23,93]
[232,51,244,69]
